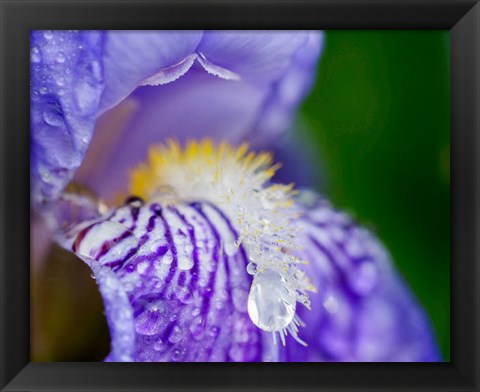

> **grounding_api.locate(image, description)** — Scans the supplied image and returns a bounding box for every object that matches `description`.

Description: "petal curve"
[99,31,204,113]
[197,31,309,86]
[283,194,441,361]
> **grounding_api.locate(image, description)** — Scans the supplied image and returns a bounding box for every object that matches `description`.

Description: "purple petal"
[79,33,324,200]
[197,31,309,86]
[63,199,278,362]
[282,194,441,361]
[80,70,267,199]
[31,30,104,205]
[253,31,324,142]
[90,261,136,362]
[32,31,324,206]
[99,31,204,113]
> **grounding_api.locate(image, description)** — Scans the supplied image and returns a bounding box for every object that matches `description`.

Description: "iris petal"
[62,199,278,362]
[78,32,324,199]
[32,31,324,204]
[92,261,136,362]
[253,31,325,141]
[81,71,266,199]
[197,31,309,86]
[31,30,104,205]
[282,195,441,361]
[55,190,440,361]
[99,31,204,113]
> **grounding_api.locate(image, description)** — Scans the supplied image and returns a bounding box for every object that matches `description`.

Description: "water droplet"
[31,47,41,63]
[172,348,185,361]
[43,108,64,127]
[178,255,194,270]
[246,262,257,275]
[168,325,183,344]
[136,261,149,274]
[43,31,54,40]
[247,270,296,332]
[162,253,173,265]
[56,76,65,87]
[31,90,40,101]
[39,86,48,94]
[209,326,219,338]
[58,89,65,96]
[55,51,66,63]
[224,241,238,256]
[188,316,205,340]
[228,343,245,362]
[39,167,51,182]
[191,307,201,317]
[135,300,167,336]
[153,339,165,352]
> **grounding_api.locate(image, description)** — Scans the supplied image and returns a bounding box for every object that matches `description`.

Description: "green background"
[299,31,450,360]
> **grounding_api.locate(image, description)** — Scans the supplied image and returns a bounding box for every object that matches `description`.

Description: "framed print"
[1,0,479,391]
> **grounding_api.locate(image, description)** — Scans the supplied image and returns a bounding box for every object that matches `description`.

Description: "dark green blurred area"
[300,31,450,360]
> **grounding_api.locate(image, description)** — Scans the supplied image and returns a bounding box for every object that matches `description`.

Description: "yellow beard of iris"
[130,139,291,206]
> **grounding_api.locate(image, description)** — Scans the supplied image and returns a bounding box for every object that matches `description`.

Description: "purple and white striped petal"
[281,194,441,361]
[54,187,440,362]
[62,198,278,362]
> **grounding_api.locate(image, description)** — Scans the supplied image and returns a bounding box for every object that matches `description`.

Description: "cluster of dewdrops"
[130,140,315,346]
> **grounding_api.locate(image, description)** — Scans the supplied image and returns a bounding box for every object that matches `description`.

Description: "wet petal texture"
[283,196,441,361]
[31,30,104,206]
[65,199,277,362]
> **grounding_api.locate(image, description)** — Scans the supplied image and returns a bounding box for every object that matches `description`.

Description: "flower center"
[129,139,315,345]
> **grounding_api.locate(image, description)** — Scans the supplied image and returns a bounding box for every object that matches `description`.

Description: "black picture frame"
[1,0,479,391]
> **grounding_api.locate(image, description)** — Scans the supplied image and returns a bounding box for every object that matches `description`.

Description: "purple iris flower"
[31,30,441,362]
